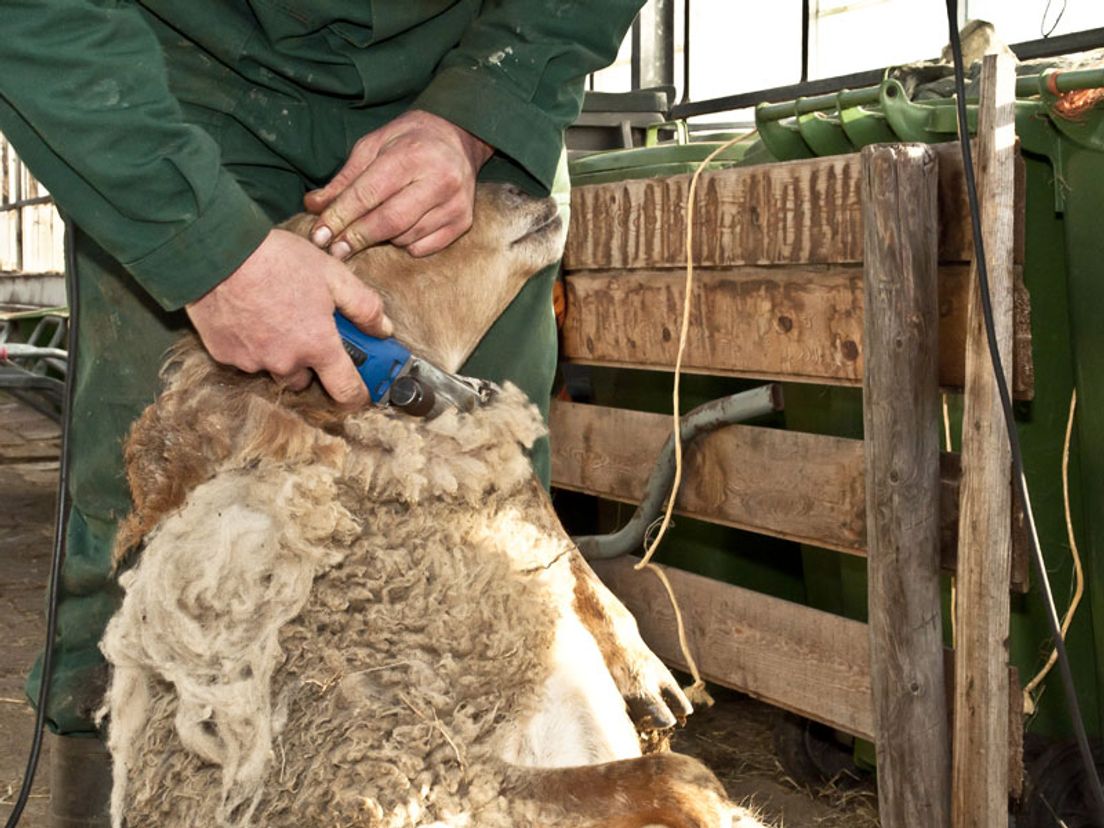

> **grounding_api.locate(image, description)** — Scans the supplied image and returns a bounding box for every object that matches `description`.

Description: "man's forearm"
[413,0,647,192]
[0,0,271,311]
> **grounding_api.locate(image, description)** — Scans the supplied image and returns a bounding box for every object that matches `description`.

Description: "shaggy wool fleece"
[100,344,571,827]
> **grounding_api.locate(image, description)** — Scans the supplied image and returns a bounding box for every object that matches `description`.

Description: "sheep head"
[280,183,566,373]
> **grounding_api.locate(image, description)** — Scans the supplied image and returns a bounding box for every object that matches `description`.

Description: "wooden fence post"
[862,142,950,827]
[952,52,1018,827]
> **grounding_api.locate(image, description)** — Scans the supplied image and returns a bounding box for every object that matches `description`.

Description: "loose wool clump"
[101,343,568,827]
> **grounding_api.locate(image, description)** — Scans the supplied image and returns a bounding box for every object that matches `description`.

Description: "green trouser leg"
[27,119,559,734]
[26,226,188,734]
[462,149,569,488]
[461,262,557,488]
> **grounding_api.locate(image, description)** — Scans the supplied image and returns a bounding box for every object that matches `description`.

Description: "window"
[591,0,1103,114]
[1,135,66,277]
[810,0,948,79]
[965,0,1104,43]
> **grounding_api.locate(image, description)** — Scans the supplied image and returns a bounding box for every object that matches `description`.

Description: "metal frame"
[631,0,675,91]
[0,310,68,421]
[1,138,27,274]
[670,26,1104,120]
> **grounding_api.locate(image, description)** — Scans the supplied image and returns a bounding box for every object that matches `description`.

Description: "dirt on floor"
[0,396,59,826]
[0,392,879,828]
[671,686,881,827]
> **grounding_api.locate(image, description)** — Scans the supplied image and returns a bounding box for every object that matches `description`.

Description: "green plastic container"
[569,131,756,186]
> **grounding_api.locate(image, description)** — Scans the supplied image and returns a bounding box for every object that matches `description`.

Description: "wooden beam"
[861,142,950,827]
[559,265,1033,398]
[589,559,1025,796]
[589,556,875,739]
[563,143,1024,271]
[952,54,1018,828]
[552,400,866,552]
[1008,667,1025,802]
[550,400,1027,584]
[562,266,866,386]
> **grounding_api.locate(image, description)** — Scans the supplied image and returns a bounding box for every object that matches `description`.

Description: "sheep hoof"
[623,668,695,732]
[627,694,679,731]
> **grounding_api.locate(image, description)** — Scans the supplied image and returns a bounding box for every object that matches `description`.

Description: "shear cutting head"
[387,357,498,419]
[333,311,496,419]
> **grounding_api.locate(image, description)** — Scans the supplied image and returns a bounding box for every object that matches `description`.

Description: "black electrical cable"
[943,1,1104,820]
[680,0,691,104]
[4,220,78,828]
[1040,0,1068,39]
[800,0,811,84]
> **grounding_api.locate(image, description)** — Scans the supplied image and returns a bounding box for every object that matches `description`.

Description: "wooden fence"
[552,62,1026,826]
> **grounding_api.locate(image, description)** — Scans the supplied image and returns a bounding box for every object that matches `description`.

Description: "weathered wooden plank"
[564,143,1024,271]
[551,400,866,552]
[941,455,1030,594]
[939,266,1032,398]
[1008,667,1025,802]
[565,155,862,270]
[952,54,1017,828]
[940,656,1023,800]
[561,264,1032,397]
[562,266,866,386]
[590,556,876,739]
[588,557,1025,796]
[550,400,1029,576]
[861,142,949,828]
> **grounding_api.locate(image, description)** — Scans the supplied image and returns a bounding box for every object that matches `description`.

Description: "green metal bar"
[759,86,880,122]
[1018,67,1104,97]
[757,69,1104,125]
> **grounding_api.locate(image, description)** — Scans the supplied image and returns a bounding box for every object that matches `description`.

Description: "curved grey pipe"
[573,383,783,561]
[0,369,64,393]
[0,367,66,422]
[0,344,68,361]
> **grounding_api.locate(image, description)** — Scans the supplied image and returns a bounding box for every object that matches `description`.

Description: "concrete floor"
[0,396,59,826]
[0,392,878,827]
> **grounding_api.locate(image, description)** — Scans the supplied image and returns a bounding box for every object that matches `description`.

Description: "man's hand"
[186,229,392,407]
[304,110,493,259]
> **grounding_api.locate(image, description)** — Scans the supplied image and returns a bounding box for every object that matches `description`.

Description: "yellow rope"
[633,134,745,707]
[943,392,957,647]
[1023,388,1083,715]
[942,392,954,453]
[635,133,744,571]
[643,562,714,708]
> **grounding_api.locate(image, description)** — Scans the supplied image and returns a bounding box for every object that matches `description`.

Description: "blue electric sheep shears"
[334,312,495,418]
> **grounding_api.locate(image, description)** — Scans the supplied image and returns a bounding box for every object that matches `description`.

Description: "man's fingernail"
[380,314,394,337]
[311,225,332,247]
[330,240,352,260]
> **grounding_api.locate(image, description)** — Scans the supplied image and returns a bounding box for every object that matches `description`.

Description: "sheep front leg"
[568,550,693,731]
[522,479,692,731]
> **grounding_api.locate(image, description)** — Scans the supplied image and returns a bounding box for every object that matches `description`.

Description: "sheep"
[100,184,770,828]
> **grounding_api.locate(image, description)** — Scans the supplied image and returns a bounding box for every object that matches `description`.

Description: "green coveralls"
[0,0,642,734]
